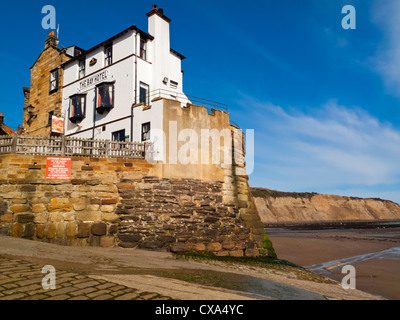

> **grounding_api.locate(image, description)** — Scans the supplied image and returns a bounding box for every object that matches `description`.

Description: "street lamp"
[26,105,34,116]
[26,105,37,127]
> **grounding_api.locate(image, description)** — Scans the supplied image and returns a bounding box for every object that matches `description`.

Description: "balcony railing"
[0,135,150,160]
[148,89,229,113]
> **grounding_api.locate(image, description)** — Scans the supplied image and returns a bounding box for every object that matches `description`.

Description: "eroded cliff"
[251,188,400,223]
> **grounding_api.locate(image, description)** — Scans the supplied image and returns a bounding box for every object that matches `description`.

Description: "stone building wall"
[22,35,71,136]
[0,154,269,257]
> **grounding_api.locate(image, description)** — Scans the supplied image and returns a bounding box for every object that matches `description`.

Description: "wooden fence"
[0,135,150,159]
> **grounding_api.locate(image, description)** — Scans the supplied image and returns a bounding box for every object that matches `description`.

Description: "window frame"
[49,68,59,94]
[78,58,86,79]
[141,122,151,142]
[139,82,150,105]
[104,43,113,67]
[48,111,54,126]
[68,94,87,123]
[112,129,126,142]
[170,80,178,89]
[140,39,147,60]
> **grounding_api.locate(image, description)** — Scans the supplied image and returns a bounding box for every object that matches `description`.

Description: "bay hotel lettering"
[80,70,109,90]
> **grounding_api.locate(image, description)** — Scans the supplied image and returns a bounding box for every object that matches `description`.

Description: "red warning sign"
[45,157,71,180]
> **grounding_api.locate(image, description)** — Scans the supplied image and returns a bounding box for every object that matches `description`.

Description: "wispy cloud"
[236,97,400,203]
[371,0,400,96]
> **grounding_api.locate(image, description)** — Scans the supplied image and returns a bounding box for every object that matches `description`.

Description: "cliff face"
[251,188,400,223]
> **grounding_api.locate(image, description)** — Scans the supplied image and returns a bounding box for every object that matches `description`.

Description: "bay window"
[69,94,86,123]
[96,82,114,114]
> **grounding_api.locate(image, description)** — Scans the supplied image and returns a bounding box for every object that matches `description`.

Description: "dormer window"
[104,44,113,67]
[96,82,114,114]
[49,68,59,93]
[69,94,86,123]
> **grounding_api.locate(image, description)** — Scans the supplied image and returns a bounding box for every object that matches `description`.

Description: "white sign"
[80,70,109,90]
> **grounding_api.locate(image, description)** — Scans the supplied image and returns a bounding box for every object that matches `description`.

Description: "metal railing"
[230,121,240,129]
[148,89,229,112]
[0,135,150,159]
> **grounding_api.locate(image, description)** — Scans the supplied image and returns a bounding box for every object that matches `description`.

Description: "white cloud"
[238,98,400,203]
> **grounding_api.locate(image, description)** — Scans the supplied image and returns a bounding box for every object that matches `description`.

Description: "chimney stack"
[45,31,59,49]
[0,112,4,125]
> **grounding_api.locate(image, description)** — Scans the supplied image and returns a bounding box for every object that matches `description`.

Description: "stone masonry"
[221,126,266,252]
[22,34,71,136]
[117,177,258,256]
[0,154,153,248]
[0,153,272,257]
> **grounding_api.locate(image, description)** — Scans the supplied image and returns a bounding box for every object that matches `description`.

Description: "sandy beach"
[267,227,400,300]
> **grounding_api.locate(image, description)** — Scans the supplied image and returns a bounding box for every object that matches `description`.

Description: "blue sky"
[1,0,400,203]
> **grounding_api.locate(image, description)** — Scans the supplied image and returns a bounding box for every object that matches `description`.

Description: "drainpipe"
[92,98,96,140]
[131,31,138,142]
[131,104,135,144]
[135,31,138,105]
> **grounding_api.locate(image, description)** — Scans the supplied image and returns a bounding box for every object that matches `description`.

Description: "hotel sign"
[51,115,64,134]
[89,58,97,66]
[80,70,109,90]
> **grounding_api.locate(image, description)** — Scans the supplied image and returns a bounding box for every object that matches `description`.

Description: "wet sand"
[267,227,400,300]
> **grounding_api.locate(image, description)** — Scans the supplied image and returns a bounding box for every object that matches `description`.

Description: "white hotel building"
[61,6,188,152]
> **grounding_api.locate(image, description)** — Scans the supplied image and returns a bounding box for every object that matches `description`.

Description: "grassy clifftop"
[251,188,318,200]
[251,188,396,203]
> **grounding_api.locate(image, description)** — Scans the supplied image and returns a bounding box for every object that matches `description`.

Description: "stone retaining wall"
[0,154,152,247]
[0,154,269,257]
[117,177,258,256]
